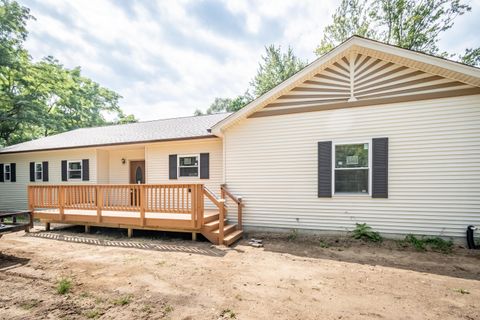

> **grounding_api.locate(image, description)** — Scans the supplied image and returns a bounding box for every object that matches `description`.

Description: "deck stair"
[201,186,244,246]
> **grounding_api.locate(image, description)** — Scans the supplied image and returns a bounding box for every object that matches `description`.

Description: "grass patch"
[287,229,298,241]
[85,309,100,319]
[403,234,453,253]
[454,288,470,295]
[56,278,72,295]
[113,294,132,306]
[220,309,237,319]
[19,299,40,310]
[352,223,382,242]
[164,304,174,313]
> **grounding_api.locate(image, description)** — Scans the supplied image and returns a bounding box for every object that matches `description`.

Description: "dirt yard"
[0,226,479,320]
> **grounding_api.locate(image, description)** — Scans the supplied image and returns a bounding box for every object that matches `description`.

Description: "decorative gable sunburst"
[250,53,480,118]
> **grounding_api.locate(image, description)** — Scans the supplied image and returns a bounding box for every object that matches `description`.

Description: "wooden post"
[127,228,133,238]
[96,186,102,223]
[198,184,204,229]
[238,197,243,231]
[192,232,197,241]
[45,222,50,231]
[85,225,90,233]
[218,199,225,245]
[140,185,145,226]
[59,186,65,222]
[27,187,34,229]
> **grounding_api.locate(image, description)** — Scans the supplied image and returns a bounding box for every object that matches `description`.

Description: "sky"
[20,0,480,121]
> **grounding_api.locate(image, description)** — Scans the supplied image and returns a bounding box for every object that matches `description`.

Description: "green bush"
[403,234,453,253]
[352,223,382,242]
[56,278,72,295]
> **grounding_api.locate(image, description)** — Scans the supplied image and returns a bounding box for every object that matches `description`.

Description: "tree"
[251,45,307,97]
[315,0,476,65]
[196,45,306,115]
[0,0,136,147]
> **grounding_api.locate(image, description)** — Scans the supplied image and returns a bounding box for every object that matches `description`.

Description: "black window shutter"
[61,160,67,181]
[169,154,177,179]
[318,141,332,198]
[372,137,389,198]
[42,161,49,182]
[82,159,89,181]
[10,163,16,182]
[30,162,35,182]
[0,164,4,182]
[200,153,210,179]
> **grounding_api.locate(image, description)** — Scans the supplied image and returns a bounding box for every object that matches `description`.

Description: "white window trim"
[4,164,10,182]
[332,140,372,196]
[178,154,200,178]
[35,162,43,181]
[67,160,82,181]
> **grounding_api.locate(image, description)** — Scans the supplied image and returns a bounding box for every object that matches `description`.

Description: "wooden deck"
[28,184,244,245]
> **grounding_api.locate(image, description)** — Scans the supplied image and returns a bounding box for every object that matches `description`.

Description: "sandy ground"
[0,226,479,320]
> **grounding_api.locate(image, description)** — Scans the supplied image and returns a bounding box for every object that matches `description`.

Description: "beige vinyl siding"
[146,138,223,195]
[108,148,145,184]
[0,148,97,210]
[224,94,480,238]
[96,150,110,183]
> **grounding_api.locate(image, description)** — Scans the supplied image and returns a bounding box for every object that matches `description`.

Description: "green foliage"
[56,278,72,295]
[454,288,470,294]
[113,294,132,306]
[460,47,480,67]
[316,0,474,65]
[196,45,305,115]
[250,45,307,97]
[403,234,453,253]
[0,0,136,147]
[352,223,382,242]
[287,229,298,241]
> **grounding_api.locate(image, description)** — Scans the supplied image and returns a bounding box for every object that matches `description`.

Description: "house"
[1,36,479,245]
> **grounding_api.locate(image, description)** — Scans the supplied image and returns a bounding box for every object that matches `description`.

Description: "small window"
[35,162,43,181]
[68,161,82,180]
[178,155,199,177]
[4,164,10,182]
[334,143,369,194]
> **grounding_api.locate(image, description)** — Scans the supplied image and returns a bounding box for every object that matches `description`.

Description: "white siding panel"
[108,148,145,184]
[96,150,110,184]
[146,138,223,196]
[0,149,97,210]
[224,95,480,237]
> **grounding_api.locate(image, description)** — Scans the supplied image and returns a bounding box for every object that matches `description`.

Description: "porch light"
[121,158,126,164]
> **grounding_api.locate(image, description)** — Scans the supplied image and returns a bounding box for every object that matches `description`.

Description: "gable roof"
[0,113,231,154]
[211,36,480,135]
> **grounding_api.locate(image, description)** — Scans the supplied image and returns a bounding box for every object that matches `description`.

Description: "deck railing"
[28,184,205,229]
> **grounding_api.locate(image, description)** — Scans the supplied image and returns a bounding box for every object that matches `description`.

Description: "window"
[35,162,43,181]
[4,164,10,182]
[334,143,369,194]
[67,161,82,180]
[178,155,199,177]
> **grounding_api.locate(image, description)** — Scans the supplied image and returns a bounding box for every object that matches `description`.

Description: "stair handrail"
[203,186,226,244]
[221,184,243,231]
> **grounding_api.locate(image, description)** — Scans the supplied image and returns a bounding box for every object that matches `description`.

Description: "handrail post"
[218,198,225,245]
[96,185,102,223]
[27,186,34,229]
[59,186,65,221]
[199,184,204,228]
[237,197,243,231]
[140,185,145,226]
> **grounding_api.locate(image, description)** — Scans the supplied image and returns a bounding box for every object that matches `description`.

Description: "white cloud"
[20,0,479,121]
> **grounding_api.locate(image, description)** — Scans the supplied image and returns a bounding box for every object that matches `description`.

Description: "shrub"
[287,229,298,241]
[352,223,382,242]
[404,234,453,253]
[56,278,72,295]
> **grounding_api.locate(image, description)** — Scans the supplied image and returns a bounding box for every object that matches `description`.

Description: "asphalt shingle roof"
[0,113,232,154]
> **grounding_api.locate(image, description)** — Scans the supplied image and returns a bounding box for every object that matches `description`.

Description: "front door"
[129,161,145,184]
